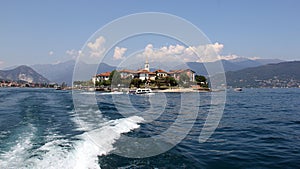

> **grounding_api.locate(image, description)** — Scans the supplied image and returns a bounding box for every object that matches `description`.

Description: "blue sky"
[0,0,299,68]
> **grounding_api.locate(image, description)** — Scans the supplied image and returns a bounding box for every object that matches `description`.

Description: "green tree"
[195,75,207,83]
[179,73,190,87]
[61,82,67,88]
[169,77,178,86]
[195,75,208,87]
[95,81,102,87]
[155,79,161,88]
[109,70,121,87]
[102,80,111,86]
[130,78,142,88]
[121,76,132,88]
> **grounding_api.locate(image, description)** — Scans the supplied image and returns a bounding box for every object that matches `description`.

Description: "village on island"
[82,57,209,93]
[0,57,209,92]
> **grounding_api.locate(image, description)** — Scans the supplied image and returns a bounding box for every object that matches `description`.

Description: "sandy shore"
[153,88,210,93]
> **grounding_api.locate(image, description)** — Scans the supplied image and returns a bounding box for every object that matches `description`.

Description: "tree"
[109,70,121,87]
[95,81,102,87]
[121,76,132,88]
[102,80,111,86]
[130,78,142,88]
[195,75,208,87]
[179,73,190,87]
[169,77,178,86]
[61,82,67,88]
[195,75,207,83]
[164,76,177,87]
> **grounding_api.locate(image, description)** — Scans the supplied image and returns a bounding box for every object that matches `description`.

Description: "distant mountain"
[31,60,116,85]
[186,60,243,75]
[30,58,284,85]
[186,58,283,76]
[254,58,284,65]
[212,61,300,88]
[0,65,50,83]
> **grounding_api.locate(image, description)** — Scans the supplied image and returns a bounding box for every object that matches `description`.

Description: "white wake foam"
[3,115,144,169]
[0,124,36,169]
[72,115,144,169]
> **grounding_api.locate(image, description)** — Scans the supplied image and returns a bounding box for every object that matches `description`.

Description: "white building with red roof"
[92,71,111,84]
[92,56,196,84]
[154,69,168,78]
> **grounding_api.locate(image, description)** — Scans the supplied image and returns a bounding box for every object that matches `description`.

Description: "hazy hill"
[30,58,283,85]
[0,65,50,83]
[213,61,300,88]
[31,60,116,85]
[186,58,282,76]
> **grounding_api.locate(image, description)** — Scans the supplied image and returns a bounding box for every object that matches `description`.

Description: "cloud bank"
[82,38,259,64]
[66,49,82,60]
[87,36,106,57]
[138,42,229,62]
[113,47,127,60]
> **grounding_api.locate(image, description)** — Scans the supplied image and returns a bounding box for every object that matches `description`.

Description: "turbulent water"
[0,88,300,168]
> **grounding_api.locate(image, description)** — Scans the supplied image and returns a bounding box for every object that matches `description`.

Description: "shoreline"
[153,88,210,93]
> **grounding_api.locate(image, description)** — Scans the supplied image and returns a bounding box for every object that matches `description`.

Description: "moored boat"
[234,88,242,92]
[55,86,62,90]
[128,88,154,95]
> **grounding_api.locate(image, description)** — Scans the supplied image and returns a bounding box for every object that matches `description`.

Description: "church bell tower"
[144,55,149,71]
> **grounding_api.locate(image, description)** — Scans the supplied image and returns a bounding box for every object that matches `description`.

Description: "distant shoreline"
[153,88,210,93]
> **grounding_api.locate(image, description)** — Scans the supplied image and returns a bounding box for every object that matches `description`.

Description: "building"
[135,56,155,81]
[155,69,168,78]
[92,56,197,84]
[119,69,135,79]
[93,72,111,84]
[169,69,195,82]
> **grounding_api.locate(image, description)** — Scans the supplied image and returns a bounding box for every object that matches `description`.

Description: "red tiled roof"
[97,72,111,77]
[137,69,150,73]
[154,69,167,73]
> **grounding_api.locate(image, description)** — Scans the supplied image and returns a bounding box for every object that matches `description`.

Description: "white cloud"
[66,49,82,59]
[217,54,239,60]
[48,51,54,56]
[189,43,224,62]
[113,47,127,60]
[66,49,80,56]
[87,36,106,57]
[135,42,262,63]
[141,44,188,61]
[143,44,154,57]
[249,56,261,60]
[0,60,4,65]
[138,42,226,62]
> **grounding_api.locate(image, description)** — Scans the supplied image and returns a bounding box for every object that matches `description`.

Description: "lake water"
[0,88,299,169]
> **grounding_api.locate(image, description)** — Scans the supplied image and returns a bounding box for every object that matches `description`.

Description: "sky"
[0,0,299,68]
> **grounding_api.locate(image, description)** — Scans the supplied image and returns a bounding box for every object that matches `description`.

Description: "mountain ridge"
[31,60,116,85]
[213,61,300,88]
[30,58,283,85]
[0,65,50,83]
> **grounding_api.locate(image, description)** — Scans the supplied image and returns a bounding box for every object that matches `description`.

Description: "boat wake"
[0,112,144,169]
[0,124,36,169]
[72,115,144,169]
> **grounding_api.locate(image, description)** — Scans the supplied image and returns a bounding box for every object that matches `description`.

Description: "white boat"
[55,86,62,90]
[234,88,242,92]
[128,88,154,95]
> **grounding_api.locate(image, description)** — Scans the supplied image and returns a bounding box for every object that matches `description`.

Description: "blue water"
[0,88,300,168]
